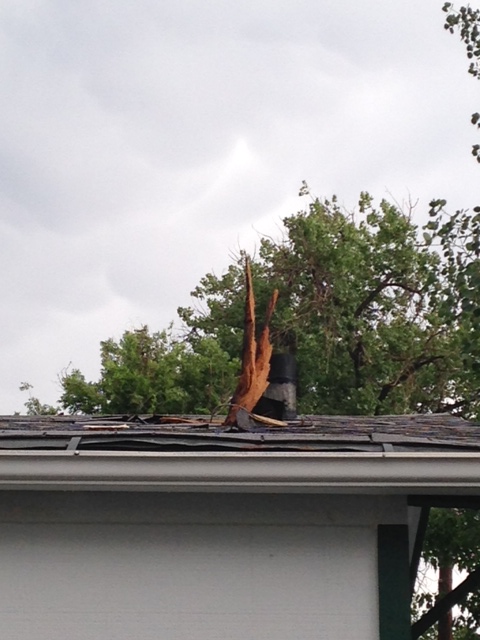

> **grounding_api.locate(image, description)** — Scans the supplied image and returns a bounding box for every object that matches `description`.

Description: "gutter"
[0,450,480,492]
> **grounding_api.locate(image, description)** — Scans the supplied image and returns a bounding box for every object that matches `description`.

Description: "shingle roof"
[0,413,478,453]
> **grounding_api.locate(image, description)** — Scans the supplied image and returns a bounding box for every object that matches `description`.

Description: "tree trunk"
[437,564,453,640]
[223,258,278,426]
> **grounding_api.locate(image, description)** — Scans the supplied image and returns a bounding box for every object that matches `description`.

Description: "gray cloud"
[0,0,479,412]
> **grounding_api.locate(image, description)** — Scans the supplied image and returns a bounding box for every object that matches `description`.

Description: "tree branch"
[375,355,444,414]
[348,339,365,389]
[411,565,480,639]
[435,393,480,414]
[354,276,422,318]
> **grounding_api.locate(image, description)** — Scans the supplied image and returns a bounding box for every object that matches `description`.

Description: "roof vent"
[254,354,297,420]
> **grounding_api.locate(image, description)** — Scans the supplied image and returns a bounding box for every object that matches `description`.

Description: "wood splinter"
[223,259,279,427]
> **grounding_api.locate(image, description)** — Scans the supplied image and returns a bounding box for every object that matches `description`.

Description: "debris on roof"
[0,413,478,453]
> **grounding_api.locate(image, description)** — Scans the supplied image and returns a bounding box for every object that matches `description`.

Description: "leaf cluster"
[443,2,480,161]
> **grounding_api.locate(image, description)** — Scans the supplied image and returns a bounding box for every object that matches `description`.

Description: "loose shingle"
[0,413,477,452]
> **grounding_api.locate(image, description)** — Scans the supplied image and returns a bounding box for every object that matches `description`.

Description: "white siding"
[0,492,406,639]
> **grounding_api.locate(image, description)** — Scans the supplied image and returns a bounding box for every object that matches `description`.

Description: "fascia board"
[0,451,479,493]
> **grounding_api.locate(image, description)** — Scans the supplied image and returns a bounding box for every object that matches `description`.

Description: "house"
[0,413,478,639]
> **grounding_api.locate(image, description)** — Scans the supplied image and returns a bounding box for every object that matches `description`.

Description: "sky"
[0,0,479,413]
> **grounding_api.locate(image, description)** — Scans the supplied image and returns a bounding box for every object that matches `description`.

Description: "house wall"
[0,491,407,640]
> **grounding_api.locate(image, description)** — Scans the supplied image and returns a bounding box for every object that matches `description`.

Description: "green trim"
[377,524,411,640]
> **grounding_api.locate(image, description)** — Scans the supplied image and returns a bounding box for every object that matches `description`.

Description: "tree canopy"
[179,190,480,420]
[55,327,239,416]
[27,190,480,427]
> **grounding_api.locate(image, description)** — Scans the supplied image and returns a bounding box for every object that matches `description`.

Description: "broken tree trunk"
[223,259,278,426]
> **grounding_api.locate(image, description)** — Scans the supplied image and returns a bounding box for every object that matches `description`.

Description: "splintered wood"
[223,259,278,426]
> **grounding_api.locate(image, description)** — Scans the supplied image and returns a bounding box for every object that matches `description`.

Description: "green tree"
[179,190,480,420]
[19,382,57,415]
[59,326,239,415]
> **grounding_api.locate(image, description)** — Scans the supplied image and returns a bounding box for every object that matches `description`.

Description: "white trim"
[0,450,479,492]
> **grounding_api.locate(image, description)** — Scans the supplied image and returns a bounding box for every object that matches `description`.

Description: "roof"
[0,413,478,453]
[1,413,480,494]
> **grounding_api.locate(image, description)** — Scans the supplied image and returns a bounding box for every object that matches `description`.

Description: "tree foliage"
[443,2,480,161]
[37,189,480,428]
[19,382,57,416]
[45,185,480,428]
[179,189,480,420]
[58,326,239,415]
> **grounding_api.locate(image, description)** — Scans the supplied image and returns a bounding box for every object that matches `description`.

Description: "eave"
[0,450,480,493]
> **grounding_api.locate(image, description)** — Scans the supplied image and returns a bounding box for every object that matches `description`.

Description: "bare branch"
[375,355,444,414]
[354,276,422,318]
[348,339,365,389]
[435,393,480,414]
[412,566,480,639]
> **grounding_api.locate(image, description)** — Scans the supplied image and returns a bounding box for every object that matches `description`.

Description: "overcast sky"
[1,0,479,413]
